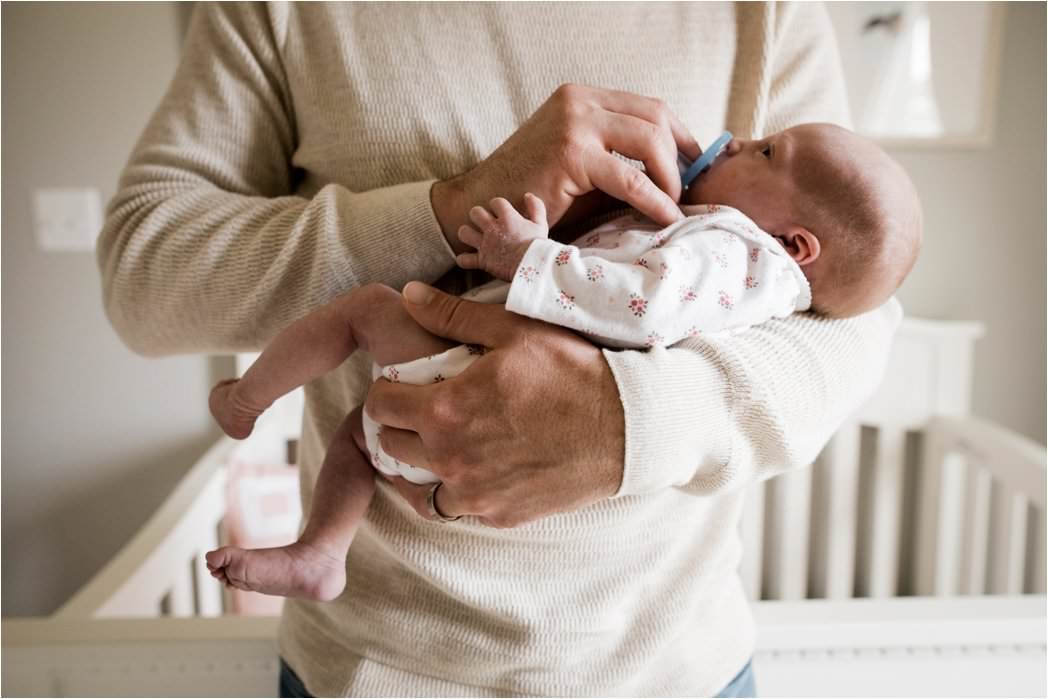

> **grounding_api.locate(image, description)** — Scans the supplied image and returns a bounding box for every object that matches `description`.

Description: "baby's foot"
[208,378,261,439]
[205,541,347,602]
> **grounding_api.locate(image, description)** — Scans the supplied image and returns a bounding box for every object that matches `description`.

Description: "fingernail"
[404,281,435,305]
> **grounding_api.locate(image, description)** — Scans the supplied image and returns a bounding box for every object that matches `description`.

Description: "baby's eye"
[760,144,772,159]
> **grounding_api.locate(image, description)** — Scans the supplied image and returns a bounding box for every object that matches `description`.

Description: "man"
[98,3,897,695]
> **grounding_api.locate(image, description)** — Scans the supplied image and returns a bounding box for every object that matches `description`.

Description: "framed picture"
[825,1,1006,148]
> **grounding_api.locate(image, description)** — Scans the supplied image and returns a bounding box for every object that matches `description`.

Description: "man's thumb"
[401,281,511,347]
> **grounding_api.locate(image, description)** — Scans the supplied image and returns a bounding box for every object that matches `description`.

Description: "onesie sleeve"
[96,3,456,356]
[504,219,809,348]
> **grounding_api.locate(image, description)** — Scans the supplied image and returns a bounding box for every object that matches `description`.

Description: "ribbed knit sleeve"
[606,1,870,497]
[607,300,901,496]
[96,3,455,356]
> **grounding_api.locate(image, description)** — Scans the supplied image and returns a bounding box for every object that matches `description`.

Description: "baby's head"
[683,123,922,318]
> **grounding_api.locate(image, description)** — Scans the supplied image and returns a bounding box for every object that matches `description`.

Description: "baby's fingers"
[456,252,481,270]
[468,205,497,233]
[523,192,547,225]
[457,225,483,250]
[488,197,521,222]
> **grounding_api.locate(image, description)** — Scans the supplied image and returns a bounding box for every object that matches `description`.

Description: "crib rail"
[55,437,236,619]
[4,597,1044,698]
[916,415,1047,597]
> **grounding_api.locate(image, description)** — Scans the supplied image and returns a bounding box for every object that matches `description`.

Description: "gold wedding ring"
[426,481,461,523]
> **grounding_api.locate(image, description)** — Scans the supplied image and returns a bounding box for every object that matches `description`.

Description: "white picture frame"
[825,1,1006,149]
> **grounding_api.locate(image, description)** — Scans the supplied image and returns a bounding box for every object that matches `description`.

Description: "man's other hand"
[364,281,625,527]
[432,84,701,254]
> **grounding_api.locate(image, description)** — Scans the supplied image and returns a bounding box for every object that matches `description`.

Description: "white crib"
[4,318,1046,697]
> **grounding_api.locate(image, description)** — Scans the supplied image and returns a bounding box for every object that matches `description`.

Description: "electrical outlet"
[32,188,103,251]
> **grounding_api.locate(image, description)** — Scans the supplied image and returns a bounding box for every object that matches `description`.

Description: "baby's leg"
[206,407,375,601]
[210,283,454,439]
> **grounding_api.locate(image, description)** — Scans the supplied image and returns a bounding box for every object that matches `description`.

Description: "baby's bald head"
[788,124,922,318]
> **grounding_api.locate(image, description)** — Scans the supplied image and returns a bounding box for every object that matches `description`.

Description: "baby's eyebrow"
[774,133,795,168]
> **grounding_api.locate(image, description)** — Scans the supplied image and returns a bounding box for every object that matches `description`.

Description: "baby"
[205,122,921,601]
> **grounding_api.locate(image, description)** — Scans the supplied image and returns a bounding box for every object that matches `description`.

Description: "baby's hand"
[456,193,549,282]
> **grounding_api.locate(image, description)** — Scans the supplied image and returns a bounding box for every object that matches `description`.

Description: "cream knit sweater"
[98,3,901,695]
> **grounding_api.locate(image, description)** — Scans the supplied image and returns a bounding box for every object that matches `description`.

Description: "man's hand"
[456,194,549,282]
[432,84,701,254]
[364,282,625,527]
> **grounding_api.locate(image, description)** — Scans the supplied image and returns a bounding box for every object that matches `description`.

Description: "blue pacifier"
[678,131,733,189]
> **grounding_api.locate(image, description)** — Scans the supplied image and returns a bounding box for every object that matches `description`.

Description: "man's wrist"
[430,176,472,255]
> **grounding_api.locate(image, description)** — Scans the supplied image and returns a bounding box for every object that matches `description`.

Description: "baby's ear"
[775,224,820,266]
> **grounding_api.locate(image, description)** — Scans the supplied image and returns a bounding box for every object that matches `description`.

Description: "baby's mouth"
[680,131,734,189]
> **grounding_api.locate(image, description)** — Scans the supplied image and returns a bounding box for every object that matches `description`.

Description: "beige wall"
[889,1,1046,443]
[1,2,1043,617]
[1,3,219,616]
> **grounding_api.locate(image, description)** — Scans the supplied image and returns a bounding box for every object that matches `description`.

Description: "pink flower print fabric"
[645,331,665,347]
[364,343,488,485]
[627,293,648,317]
[517,265,538,283]
[503,205,811,349]
[556,290,576,311]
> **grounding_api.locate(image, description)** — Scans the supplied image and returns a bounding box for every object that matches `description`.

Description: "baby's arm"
[503,220,808,348]
[456,194,550,281]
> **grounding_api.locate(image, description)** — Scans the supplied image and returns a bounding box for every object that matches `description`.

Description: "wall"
[1,3,220,616]
[0,2,1043,617]
[889,1,1046,442]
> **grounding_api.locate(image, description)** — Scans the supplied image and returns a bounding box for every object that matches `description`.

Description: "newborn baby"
[206,122,921,601]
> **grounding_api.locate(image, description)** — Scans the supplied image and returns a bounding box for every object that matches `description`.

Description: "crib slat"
[169,567,194,617]
[194,534,222,617]
[915,430,963,595]
[1027,508,1047,594]
[988,488,1029,595]
[960,465,993,595]
[739,480,766,601]
[866,428,905,598]
[809,423,860,600]
[762,467,811,601]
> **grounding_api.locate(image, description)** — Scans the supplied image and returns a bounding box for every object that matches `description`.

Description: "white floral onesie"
[363,204,811,483]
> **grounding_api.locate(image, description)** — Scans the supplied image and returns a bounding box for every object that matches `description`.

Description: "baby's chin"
[679,185,709,207]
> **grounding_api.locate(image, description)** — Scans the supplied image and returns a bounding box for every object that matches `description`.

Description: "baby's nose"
[724,139,743,155]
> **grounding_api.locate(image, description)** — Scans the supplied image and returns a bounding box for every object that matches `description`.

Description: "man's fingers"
[382,476,465,522]
[401,282,519,347]
[382,476,434,520]
[600,111,681,202]
[587,150,683,226]
[594,87,701,160]
[378,426,430,471]
[364,379,435,431]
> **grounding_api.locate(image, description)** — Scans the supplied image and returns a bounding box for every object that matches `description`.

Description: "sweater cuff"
[340,179,457,288]
[602,345,734,497]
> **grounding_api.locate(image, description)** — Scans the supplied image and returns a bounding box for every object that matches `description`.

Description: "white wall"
[0,2,1043,618]
[1,2,223,616]
[889,1,1046,443]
